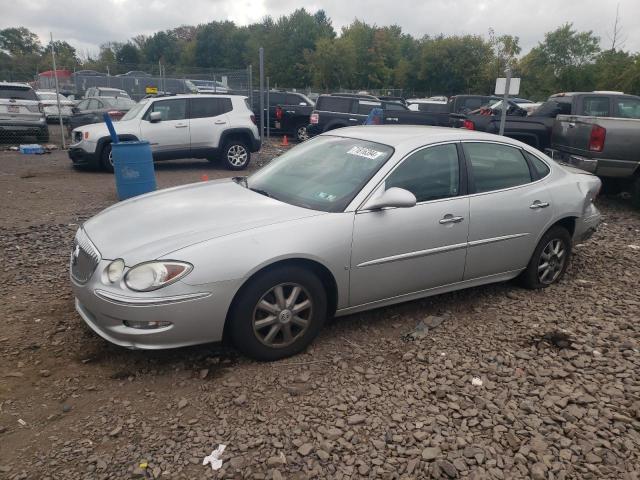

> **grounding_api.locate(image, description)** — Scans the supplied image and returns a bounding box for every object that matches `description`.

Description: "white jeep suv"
[68,94,261,171]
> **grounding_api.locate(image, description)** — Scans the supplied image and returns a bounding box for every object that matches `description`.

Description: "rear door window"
[190,98,232,118]
[615,97,640,119]
[582,97,610,116]
[523,151,551,179]
[464,143,532,193]
[317,96,353,113]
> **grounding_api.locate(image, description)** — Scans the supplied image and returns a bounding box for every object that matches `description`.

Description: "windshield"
[103,97,136,108]
[247,136,394,212]
[0,86,38,101]
[38,92,58,100]
[120,99,147,120]
[100,89,130,98]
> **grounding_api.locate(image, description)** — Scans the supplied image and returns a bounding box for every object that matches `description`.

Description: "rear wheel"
[295,124,309,142]
[520,226,572,289]
[36,127,49,143]
[100,143,114,172]
[222,139,250,170]
[631,177,640,210]
[229,266,327,361]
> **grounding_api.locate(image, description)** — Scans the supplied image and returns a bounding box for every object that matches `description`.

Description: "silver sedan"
[70,126,602,360]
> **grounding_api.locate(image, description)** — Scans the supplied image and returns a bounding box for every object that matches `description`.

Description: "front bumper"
[0,120,46,136]
[72,259,240,349]
[68,147,99,167]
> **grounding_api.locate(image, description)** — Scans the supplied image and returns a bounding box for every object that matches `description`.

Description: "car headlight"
[106,259,125,283]
[124,261,192,292]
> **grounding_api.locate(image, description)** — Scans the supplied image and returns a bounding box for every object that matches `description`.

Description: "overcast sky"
[1,0,639,57]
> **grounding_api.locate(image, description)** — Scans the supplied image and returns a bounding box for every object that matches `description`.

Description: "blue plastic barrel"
[112,141,157,200]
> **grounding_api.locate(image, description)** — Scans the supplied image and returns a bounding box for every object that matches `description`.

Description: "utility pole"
[266,77,270,141]
[50,32,65,149]
[498,66,512,137]
[259,48,265,140]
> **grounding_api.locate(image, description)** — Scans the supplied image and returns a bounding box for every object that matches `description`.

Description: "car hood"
[73,118,137,136]
[83,179,323,265]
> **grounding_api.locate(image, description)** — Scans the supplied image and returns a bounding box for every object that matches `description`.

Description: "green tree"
[115,43,141,65]
[0,27,42,56]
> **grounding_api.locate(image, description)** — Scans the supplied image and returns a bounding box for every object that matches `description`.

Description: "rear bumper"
[0,121,47,135]
[250,136,262,152]
[306,124,322,137]
[545,148,638,178]
[545,149,598,174]
[68,147,99,167]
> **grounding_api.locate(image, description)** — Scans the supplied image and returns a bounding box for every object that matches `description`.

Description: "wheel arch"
[220,128,253,148]
[222,257,339,343]
[96,134,139,158]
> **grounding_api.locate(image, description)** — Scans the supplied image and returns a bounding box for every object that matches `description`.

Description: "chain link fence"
[1,64,251,147]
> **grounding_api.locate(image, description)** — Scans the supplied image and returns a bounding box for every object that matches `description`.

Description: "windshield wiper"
[249,187,274,198]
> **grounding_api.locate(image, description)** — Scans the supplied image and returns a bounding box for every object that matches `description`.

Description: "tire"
[222,139,250,170]
[100,142,114,173]
[36,127,49,143]
[229,266,327,361]
[631,177,640,210]
[295,124,309,142]
[520,226,572,289]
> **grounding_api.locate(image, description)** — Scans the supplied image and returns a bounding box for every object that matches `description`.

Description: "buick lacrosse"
[71,126,601,360]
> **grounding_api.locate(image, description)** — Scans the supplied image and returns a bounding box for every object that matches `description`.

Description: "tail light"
[463,119,475,130]
[310,112,319,125]
[38,103,44,113]
[250,114,256,125]
[275,106,283,121]
[588,124,606,152]
[108,110,124,119]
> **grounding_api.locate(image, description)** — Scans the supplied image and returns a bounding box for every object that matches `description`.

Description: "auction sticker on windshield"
[347,146,384,160]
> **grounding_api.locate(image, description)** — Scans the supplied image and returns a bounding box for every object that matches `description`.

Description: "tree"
[194,21,248,69]
[116,43,141,65]
[539,23,600,75]
[142,31,181,64]
[0,27,42,56]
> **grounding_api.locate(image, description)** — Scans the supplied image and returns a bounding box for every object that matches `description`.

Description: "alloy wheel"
[297,126,309,142]
[227,145,248,167]
[252,283,313,348]
[538,239,566,284]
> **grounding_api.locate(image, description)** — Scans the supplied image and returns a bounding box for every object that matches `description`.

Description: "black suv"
[253,91,315,141]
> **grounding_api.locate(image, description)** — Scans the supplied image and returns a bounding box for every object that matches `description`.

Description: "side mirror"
[363,187,416,210]
[71,107,79,114]
[149,111,162,123]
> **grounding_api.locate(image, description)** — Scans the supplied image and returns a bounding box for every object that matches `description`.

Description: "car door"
[139,98,189,156]
[188,97,232,154]
[349,143,469,306]
[462,141,553,280]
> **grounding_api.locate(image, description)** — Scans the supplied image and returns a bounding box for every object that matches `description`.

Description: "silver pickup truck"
[545,92,640,208]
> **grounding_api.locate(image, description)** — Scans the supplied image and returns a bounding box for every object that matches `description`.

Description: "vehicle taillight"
[108,110,124,119]
[275,106,283,121]
[310,112,319,125]
[38,103,44,113]
[588,124,606,152]
[463,119,475,130]
[250,114,256,125]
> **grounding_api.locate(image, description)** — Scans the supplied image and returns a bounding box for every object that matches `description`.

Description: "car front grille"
[73,131,83,143]
[70,228,101,284]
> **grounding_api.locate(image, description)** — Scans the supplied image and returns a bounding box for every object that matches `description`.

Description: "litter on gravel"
[202,444,226,470]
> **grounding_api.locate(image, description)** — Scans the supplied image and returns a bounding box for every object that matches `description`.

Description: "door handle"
[530,201,550,209]
[439,215,464,224]
[568,122,576,128]
[174,124,188,128]
[214,120,226,125]
[348,118,358,122]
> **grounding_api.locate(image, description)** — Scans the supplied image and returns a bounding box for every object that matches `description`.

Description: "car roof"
[324,125,526,150]
[0,82,33,89]
[149,94,247,100]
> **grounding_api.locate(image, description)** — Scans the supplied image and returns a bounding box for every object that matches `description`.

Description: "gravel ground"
[0,146,639,480]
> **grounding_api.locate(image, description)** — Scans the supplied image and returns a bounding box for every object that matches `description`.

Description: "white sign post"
[496,70,521,136]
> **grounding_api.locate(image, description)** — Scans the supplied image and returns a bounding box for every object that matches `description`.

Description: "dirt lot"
[0,147,639,480]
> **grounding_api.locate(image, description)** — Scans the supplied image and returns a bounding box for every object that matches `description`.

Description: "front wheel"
[520,226,572,289]
[222,140,250,170]
[229,266,327,361]
[100,143,114,172]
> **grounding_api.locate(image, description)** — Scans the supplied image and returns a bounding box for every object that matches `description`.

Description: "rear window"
[583,97,610,116]
[317,96,352,113]
[0,86,38,101]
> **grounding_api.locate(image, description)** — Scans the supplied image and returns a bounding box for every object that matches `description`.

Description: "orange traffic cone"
[281,135,289,146]
[201,174,209,181]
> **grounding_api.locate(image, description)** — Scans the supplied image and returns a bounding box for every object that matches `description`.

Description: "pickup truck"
[252,90,315,142]
[460,92,639,155]
[544,93,640,207]
[306,94,499,136]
